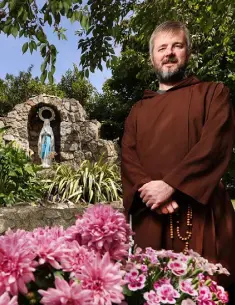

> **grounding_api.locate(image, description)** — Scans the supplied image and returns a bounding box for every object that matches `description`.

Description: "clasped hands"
[138,180,178,214]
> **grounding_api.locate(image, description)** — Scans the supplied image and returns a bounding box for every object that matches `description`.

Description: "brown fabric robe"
[121,76,235,288]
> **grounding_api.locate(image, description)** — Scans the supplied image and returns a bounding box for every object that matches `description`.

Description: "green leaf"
[9,0,16,10]
[29,41,34,54]
[36,29,47,43]
[40,70,47,84]
[63,1,70,13]
[123,285,132,296]
[31,40,37,51]
[22,42,28,54]
[48,71,54,84]
[40,61,47,73]
[51,65,56,75]
[81,15,87,29]
[40,44,47,57]
[85,69,89,78]
[0,1,7,9]
[17,6,24,17]
[11,27,18,38]
[48,14,52,26]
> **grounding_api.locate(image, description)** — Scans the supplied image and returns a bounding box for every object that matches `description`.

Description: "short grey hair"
[149,21,191,60]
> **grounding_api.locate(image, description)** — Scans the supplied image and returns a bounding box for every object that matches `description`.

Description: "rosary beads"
[169,204,193,254]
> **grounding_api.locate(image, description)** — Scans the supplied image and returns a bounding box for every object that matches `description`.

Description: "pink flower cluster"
[0,204,132,305]
[66,204,133,261]
[125,268,146,291]
[124,247,230,305]
[0,204,230,305]
[145,284,180,304]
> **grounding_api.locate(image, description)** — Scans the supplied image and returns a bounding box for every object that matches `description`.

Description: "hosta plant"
[46,157,122,203]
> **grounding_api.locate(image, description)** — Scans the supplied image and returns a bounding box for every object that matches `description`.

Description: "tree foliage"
[58,64,97,106]
[0,65,95,116]
[0,65,64,116]
[88,0,235,141]
[0,0,135,82]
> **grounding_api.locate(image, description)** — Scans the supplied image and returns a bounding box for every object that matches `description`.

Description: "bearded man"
[121,21,235,302]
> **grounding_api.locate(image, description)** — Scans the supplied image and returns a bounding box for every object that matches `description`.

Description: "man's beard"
[154,59,187,83]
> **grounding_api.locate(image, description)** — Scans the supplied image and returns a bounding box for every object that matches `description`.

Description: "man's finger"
[161,206,169,214]
[150,202,162,210]
[138,183,148,192]
[146,200,153,208]
[166,203,174,214]
[171,200,179,210]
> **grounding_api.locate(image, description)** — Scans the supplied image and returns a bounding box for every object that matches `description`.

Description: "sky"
[0,16,116,92]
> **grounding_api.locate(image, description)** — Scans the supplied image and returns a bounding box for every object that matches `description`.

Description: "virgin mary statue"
[38,119,55,168]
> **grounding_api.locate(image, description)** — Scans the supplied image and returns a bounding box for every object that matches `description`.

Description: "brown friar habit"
[121,76,235,289]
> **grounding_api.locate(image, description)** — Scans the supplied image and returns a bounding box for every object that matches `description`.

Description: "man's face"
[151,30,189,83]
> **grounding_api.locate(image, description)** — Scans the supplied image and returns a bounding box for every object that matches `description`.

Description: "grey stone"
[0,120,5,128]
[45,209,61,219]
[0,94,119,168]
[3,134,15,141]
[64,101,71,112]
[0,219,7,234]
[60,152,75,161]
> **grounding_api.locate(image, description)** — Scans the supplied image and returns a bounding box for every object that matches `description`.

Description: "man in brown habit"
[121,21,235,302]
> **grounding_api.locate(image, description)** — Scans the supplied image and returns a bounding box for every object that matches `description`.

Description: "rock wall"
[0,202,123,234]
[0,94,119,165]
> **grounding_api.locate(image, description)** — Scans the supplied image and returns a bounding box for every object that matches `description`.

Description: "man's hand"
[138,180,175,210]
[155,200,179,214]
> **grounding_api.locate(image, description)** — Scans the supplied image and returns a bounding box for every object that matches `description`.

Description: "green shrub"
[46,158,122,203]
[0,128,44,206]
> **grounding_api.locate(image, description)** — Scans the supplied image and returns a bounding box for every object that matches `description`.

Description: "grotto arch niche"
[27,103,61,164]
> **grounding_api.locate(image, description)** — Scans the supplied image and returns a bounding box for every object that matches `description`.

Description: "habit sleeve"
[163,83,234,205]
[121,102,152,210]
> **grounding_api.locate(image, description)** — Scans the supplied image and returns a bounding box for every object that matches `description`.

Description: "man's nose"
[165,46,174,56]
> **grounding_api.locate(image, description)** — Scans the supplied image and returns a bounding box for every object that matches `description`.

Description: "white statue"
[38,110,55,168]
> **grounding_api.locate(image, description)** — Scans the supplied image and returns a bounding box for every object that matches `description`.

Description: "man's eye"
[158,48,166,51]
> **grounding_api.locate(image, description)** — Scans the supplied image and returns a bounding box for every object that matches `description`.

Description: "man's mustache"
[162,57,178,64]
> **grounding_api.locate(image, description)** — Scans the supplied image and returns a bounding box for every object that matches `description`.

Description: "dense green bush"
[0,128,45,206]
[46,158,122,204]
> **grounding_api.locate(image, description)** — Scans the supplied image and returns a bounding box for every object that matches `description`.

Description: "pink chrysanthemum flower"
[0,230,36,295]
[71,204,133,261]
[0,293,18,305]
[179,279,198,296]
[60,240,95,277]
[144,290,161,305]
[157,283,180,304]
[78,252,125,305]
[125,268,146,291]
[39,277,92,305]
[31,227,66,269]
[167,259,188,276]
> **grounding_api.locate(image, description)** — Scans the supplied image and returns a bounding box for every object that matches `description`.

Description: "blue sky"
[0,17,116,92]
